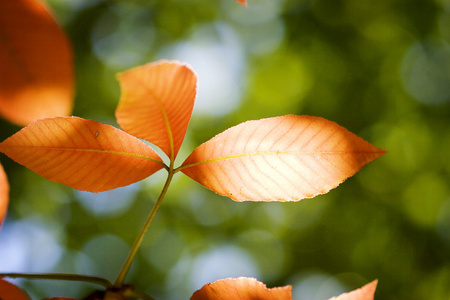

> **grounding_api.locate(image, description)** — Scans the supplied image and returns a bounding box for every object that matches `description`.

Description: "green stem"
[0,273,112,288]
[113,167,175,288]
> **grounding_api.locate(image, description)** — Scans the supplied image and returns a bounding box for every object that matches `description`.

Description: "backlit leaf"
[116,60,197,161]
[0,163,9,226]
[0,117,164,192]
[190,277,292,300]
[0,0,74,126]
[0,278,30,300]
[329,280,378,300]
[181,115,386,202]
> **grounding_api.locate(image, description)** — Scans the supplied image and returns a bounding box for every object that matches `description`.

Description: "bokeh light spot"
[0,218,63,273]
[75,183,139,217]
[91,4,156,69]
[291,272,347,300]
[158,23,245,117]
[403,172,449,228]
[82,234,130,280]
[401,40,450,105]
[189,245,260,291]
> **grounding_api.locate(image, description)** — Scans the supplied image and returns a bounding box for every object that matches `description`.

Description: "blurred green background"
[1,0,450,299]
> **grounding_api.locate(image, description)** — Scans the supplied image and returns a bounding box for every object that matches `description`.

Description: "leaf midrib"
[179,149,385,171]
[136,76,175,162]
[0,144,164,165]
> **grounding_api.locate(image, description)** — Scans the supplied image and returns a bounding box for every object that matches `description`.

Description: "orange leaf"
[329,280,378,300]
[0,0,74,126]
[0,278,30,300]
[0,117,164,192]
[0,163,9,226]
[181,115,386,202]
[235,0,247,6]
[190,277,292,300]
[115,60,197,161]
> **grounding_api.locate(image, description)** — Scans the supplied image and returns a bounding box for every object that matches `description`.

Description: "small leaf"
[235,0,247,6]
[0,163,9,226]
[329,280,378,300]
[0,117,164,192]
[181,115,386,202]
[0,278,30,300]
[0,0,74,126]
[116,60,197,161]
[190,277,292,300]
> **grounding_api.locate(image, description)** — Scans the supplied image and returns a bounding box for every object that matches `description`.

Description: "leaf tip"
[115,59,197,159]
[329,279,378,300]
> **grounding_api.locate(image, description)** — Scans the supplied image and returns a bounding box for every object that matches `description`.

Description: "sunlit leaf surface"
[190,277,292,300]
[0,163,9,225]
[330,280,378,300]
[0,278,30,300]
[181,115,386,202]
[116,60,197,160]
[0,117,164,192]
[0,0,74,126]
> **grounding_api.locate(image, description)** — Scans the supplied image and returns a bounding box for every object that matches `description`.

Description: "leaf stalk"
[0,273,112,288]
[113,163,174,288]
